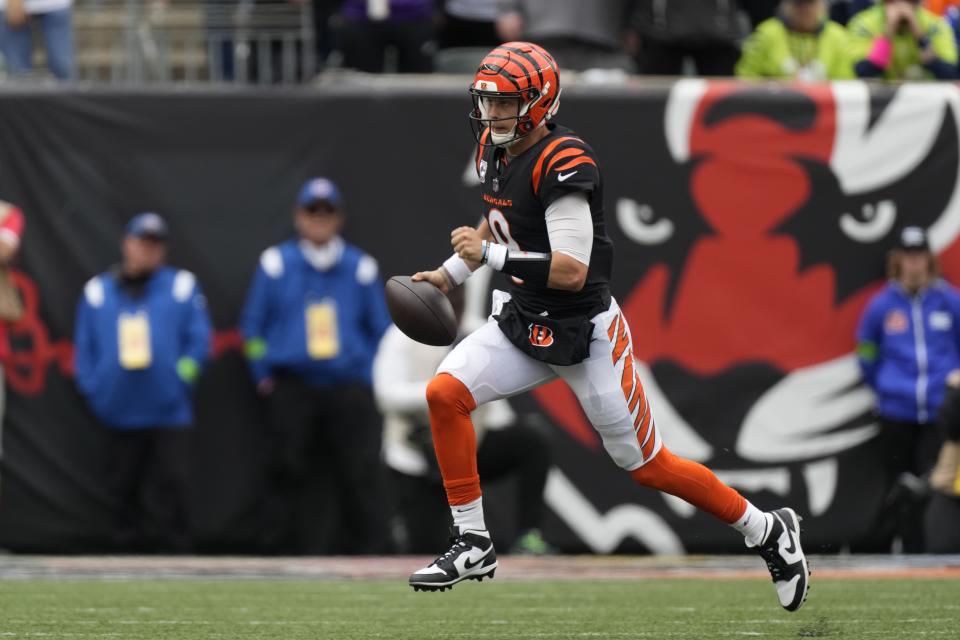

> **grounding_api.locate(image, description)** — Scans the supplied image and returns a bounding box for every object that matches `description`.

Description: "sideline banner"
[1,81,958,552]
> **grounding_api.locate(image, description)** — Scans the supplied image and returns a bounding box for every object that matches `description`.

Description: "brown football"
[385,275,457,346]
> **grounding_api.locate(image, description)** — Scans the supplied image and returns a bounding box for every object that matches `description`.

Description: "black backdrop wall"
[2,80,960,553]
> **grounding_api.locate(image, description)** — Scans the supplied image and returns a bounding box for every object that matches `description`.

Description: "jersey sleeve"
[531,137,600,209]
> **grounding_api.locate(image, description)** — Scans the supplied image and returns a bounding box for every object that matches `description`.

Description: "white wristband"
[483,241,508,271]
[441,253,472,285]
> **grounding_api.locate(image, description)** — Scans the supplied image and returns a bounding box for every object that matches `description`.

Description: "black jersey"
[476,123,613,318]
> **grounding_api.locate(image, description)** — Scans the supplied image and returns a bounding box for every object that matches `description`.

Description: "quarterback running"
[408,42,810,612]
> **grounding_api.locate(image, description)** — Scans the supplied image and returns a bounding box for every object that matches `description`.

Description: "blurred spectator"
[441,0,499,48]
[629,0,748,76]
[926,0,960,58]
[0,0,73,80]
[240,177,392,554]
[739,0,781,26]
[374,288,554,555]
[496,0,635,71]
[333,0,438,72]
[0,200,23,506]
[856,226,960,552]
[926,0,960,16]
[829,0,871,25]
[74,213,211,553]
[926,370,960,552]
[736,0,853,80]
[848,0,958,79]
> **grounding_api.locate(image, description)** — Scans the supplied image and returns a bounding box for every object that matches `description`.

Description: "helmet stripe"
[503,59,533,89]
[485,53,533,90]
[477,62,523,91]
[499,50,539,88]
[501,45,545,88]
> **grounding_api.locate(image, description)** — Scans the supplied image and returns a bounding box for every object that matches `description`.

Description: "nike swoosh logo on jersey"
[557,171,578,182]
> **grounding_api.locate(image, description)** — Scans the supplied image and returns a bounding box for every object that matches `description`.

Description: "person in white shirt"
[0,0,73,80]
[374,282,555,554]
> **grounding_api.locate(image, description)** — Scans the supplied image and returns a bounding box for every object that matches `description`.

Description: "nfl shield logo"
[492,177,499,192]
[479,159,487,184]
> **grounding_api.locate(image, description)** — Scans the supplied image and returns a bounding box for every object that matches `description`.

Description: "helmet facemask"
[469,86,546,148]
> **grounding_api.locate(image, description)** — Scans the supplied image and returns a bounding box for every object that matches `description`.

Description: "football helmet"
[468,42,561,148]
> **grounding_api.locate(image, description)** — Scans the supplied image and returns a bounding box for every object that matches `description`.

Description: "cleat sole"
[410,565,496,592]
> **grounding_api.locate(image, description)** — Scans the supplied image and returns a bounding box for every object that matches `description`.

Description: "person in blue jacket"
[857,225,960,552]
[74,212,212,552]
[241,177,392,554]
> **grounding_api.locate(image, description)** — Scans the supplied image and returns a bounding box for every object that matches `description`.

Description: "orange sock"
[630,446,746,524]
[426,373,481,506]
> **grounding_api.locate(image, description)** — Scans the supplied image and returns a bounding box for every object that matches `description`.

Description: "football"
[385,275,458,346]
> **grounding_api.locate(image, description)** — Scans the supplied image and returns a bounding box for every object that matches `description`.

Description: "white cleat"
[754,508,811,612]
[409,528,498,592]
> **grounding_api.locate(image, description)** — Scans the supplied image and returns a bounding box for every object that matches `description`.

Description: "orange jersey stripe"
[532,136,583,194]
[554,156,597,173]
[476,128,489,173]
[545,147,584,174]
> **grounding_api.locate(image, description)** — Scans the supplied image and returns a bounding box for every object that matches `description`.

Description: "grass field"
[1,577,958,639]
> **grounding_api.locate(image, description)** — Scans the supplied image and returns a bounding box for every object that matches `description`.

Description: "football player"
[408,42,810,612]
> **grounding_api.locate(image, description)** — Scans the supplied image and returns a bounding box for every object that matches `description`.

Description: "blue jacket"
[74,266,212,429]
[857,279,960,423]
[240,237,391,388]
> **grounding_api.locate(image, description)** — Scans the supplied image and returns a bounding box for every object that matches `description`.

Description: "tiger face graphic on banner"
[530,81,960,553]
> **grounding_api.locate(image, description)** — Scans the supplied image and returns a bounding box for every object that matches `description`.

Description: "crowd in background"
[3,1,960,82]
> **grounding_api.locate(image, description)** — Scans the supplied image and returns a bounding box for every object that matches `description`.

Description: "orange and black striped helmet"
[468,42,561,147]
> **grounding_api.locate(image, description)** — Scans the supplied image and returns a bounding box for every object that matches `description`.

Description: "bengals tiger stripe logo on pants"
[528,323,554,347]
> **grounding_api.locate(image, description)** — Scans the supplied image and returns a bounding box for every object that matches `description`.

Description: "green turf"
[1,578,958,639]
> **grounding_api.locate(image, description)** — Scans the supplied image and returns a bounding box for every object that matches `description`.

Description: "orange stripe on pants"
[426,373,481,506]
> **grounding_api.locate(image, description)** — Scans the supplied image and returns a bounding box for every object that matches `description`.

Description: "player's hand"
[451,226,484,263]
[412,269,452,294]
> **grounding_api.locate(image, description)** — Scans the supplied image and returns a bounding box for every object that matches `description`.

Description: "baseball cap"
[296,177,343,209]
[898,226,929,251]
[125,212,169,240]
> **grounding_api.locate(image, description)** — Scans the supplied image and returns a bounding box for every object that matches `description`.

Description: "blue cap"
[125,212,169,240]
[296,177,343,209]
